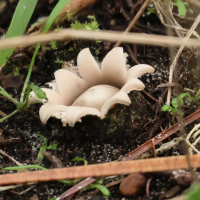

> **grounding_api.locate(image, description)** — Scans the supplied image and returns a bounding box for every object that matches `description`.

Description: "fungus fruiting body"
[29,47,155,127]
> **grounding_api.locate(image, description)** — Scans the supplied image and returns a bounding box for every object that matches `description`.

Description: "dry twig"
[166,14,200,105]
[1,155,200,185]
[114,0,151,47]
[0,149,22,166]
[0,30,200,51]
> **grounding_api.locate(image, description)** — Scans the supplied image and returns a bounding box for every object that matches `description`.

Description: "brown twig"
[114,0,151,47]
[1,155,200,185]
[1,138,21,146]
[167,13,200,105]
[1,30,200,51]
[146,177,152,200]
[0,109,7,118]
[142,90,157,102]
[124,43,140,64]
[0,149,22,166]
[121,108,200,161]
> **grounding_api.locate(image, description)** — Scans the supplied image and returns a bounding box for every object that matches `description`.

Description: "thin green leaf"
[20,0,71,102]
[47,143,58,150]
[3,165,46,171]
[28,84,46,99]
[161,105,174,112]
[20,83,45,110]
[0,86,18,104]
[0,109,18,122]
[90,184,110,197]
[184,182,200,200]
[176,0,187,18]
[193,89,200,102]
[171,93,190,108]
[0,0,38,67]
[72,158,88,165]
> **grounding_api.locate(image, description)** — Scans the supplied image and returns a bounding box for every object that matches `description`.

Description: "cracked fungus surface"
[29,47,155,127]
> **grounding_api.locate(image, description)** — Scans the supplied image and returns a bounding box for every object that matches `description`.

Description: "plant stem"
[20,43,40,102]
[3,165,46,171]
[0,109,19,122]
[0,86,18,105]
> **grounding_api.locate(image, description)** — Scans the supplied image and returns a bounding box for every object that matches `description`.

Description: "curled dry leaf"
[29,47,154,127]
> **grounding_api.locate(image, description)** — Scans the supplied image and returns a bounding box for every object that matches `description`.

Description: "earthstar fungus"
[29,47,155,127]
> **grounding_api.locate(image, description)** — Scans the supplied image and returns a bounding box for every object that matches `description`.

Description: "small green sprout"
[55,58,63,64]
[71,16,99,31]
[95,49,100,55]
[72,157,88,166]
[146,8,156,15]
[175,0,187,18]
[36,133,48,164]
[47,143,58,150]
[96,40,102,44]
[13,67,19,76]
[67,12,73,21]
[162,89,200,118]
[68,47,73,51]
[162,93,192,117]
[49,41,58,50]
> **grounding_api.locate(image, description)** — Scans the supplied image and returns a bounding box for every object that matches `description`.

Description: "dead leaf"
[0,72,23,90]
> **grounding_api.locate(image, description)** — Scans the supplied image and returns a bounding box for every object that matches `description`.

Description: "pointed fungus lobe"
[29,47,155,127]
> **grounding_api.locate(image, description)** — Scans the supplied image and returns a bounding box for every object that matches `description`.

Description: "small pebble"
[119,173,148,196]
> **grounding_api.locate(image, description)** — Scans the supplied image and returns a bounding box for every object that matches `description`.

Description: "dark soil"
[0,0,200,199]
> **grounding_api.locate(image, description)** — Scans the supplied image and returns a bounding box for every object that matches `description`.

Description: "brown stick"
[1,30,200,51]
[114,0,151,47]
[1,155,200,185]
[121,108,200,161]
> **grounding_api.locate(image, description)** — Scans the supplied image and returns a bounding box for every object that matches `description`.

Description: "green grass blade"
[36,133,47,164]
[20,0,71,102]
[42,0,71,33]
[3,165,46,171]
[0,0,38,67]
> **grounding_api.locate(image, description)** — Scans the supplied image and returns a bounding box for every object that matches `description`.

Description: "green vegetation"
[47,143,58,150]
[71,158,110,197]
[49,41,58,50]
[72,157,88,166]
[0,0,71,123]
[82,179,110,197]
[13,66,19,76]
[67,12,73,21]
[71,16,99,31]
[146,8,156,15]
[36,133,48,164]
[0,0,38,67]
[175,0,188,17]
[68,47,73,51]
[55,57,63,64]
[162,89,200,118]
[184,182,200,200]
